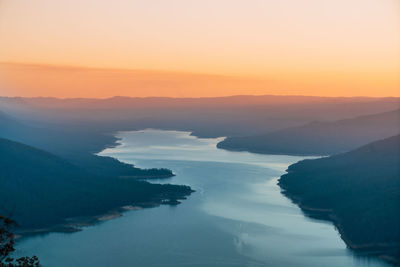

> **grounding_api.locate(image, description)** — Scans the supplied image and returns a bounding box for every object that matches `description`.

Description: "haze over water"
[16,130,389,266]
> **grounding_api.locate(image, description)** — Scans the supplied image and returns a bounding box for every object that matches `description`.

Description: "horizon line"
[1,94,399,101]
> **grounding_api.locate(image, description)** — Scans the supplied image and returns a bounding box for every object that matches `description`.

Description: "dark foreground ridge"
[279,135,400,265]
[0,138,193,235]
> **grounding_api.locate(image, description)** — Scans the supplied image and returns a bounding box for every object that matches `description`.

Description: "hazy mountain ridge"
[218,109,400,155]
[1,95,399,138]
[279,135,400,264]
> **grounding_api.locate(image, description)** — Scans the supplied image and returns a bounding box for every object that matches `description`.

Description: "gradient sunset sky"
[0,0,399,98]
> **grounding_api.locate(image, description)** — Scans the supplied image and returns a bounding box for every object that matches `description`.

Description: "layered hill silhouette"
[0,110,173,178]
[218,109,400,155]
[0,137,192,232]
[1,95,399,138]
[279,135,400,264]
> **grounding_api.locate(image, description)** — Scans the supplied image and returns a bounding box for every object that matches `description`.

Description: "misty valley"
[0,96,399,266]
[1,1,399,266]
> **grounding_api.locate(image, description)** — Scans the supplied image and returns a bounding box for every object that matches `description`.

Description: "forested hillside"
[0,138,192,232]
[279,135,400,264]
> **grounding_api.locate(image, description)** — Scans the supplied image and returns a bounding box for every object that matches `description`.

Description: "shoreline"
[13,131,190,237]
[119,173,175,179]
[278,181,399,266]
[15,194,192,240]
[216,142,329,157]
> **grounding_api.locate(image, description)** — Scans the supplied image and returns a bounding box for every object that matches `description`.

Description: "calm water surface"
[16,130,388,267]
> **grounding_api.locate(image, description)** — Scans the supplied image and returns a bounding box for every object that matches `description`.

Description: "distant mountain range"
[218,109,400,155]
[0,137,192,232]
[1,95,399,138]
[279,135,400,264]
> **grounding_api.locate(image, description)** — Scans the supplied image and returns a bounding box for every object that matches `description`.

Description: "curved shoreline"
[16,193,192,239]
[278,175,398,266]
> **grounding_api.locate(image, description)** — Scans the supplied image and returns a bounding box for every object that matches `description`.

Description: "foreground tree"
[0,215,40,267]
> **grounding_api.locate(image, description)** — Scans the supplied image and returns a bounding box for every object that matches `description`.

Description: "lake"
[16,129,389,266]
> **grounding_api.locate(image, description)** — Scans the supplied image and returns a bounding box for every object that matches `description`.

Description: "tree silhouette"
[0,215,40,267]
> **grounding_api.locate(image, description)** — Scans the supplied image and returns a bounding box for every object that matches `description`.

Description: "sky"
[0,0,399,98]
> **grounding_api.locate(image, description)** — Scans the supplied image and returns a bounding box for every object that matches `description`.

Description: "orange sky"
[0,0,399,97]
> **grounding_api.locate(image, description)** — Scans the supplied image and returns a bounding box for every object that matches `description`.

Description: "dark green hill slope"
[0,110,173,178]
[218,109,400,155]
[279,135,400,264]
[0,138,192,232]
